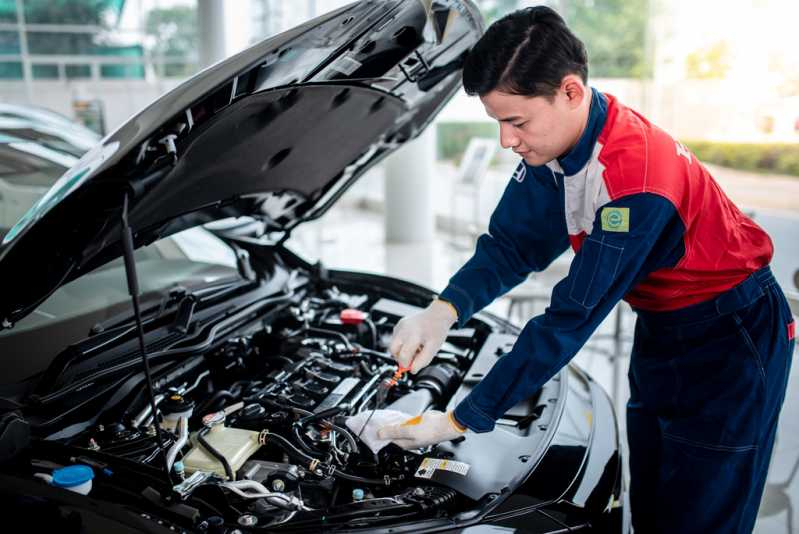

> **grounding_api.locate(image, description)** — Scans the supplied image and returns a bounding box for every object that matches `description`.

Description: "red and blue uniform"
[440,89,795,533]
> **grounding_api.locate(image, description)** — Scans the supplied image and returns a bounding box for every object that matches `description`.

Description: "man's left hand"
[377,410,466,449]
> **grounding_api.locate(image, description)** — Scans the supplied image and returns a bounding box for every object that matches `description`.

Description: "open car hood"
[0,0,482,328]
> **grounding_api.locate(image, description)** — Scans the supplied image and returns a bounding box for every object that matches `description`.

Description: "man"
[377,6,795,533]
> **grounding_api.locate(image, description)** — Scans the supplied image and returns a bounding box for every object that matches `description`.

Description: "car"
[0,1,623,532]
[0,103,101,157]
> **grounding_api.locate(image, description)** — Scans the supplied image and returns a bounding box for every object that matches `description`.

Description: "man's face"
[480,83,584,166]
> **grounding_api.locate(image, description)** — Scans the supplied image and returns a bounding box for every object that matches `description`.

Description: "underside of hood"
[0,0,483,328]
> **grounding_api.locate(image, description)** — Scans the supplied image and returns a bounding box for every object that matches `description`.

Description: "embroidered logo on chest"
[511,163,526,183]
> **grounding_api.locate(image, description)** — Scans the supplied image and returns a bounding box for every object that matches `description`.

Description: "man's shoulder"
[597,94,690,200]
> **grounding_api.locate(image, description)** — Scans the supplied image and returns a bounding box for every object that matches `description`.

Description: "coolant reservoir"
[183,423,261,479]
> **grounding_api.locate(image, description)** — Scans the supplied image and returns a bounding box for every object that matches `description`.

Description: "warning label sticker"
[414,458,470,479]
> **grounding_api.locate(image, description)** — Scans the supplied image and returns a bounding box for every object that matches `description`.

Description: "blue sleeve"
[454,192,685,432]
[439,162,569,327]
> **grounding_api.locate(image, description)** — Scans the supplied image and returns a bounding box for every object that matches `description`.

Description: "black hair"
[462,6,588,97]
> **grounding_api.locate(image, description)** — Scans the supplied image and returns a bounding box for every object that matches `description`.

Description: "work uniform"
[439,88,796,533]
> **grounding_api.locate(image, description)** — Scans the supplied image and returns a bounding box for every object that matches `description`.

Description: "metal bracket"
[398,50,430,83]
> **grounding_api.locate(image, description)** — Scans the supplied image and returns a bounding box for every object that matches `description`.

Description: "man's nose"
[499,123,518,149]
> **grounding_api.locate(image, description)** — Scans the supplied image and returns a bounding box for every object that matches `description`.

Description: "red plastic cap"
[340,308,367,325]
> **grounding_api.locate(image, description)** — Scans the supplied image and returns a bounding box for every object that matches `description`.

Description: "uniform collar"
[550,87,607,177]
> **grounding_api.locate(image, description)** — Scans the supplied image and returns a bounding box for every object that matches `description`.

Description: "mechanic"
[377,6,795,533]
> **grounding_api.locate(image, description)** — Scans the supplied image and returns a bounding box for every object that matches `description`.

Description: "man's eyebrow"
[497,115,523,123]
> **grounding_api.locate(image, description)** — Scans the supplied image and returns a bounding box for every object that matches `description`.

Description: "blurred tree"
[559,0,652,78]
[476,0,521,24]
[144,6,198,77]
[685,41,730,80]
[473,0,652,79]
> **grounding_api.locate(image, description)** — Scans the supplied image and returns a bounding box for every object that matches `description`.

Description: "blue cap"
[173,461,185,473]
[52,465,94,488]
[352,488,364,501]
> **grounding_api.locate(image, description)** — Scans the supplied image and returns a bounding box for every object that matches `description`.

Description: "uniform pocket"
[732,311,767,386]
[658,314,765,450]
[568,236,624,308]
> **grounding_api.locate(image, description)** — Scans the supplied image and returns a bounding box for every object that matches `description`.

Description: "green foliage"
[474,0,652,79]
[437,122,499,162]
[560,0,652,78]
[477,0,521,24]
[685,41,730,80]
[145,6,198,78]
[686,141,799,177]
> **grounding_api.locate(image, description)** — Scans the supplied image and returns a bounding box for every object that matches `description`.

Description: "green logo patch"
[601,207,630,232]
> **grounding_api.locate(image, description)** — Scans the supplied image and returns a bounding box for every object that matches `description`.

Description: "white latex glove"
[377,410,466,449]
[389,299,457,374]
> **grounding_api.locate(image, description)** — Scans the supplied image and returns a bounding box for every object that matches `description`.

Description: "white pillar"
[384,127,436,244]
[14,0,33,104]
[198,0,227,68]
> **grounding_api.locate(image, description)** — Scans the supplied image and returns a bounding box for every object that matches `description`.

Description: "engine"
[29,285,486,530]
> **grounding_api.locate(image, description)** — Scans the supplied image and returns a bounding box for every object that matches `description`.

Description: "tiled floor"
[288,198,799,533]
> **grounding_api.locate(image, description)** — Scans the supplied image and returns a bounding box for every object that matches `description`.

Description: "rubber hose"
[198,427,234,481]
[262,432,392,486]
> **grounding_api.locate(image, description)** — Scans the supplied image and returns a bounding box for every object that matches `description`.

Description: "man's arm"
[453,192,685,432]
[440,162,570,327]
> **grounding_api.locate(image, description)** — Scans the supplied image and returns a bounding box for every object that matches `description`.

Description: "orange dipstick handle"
[385,365,411,388]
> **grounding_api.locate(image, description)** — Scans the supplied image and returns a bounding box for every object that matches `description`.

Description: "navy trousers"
[627,266,795,533]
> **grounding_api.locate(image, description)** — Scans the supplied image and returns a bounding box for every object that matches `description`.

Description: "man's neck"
[561,91,593,158]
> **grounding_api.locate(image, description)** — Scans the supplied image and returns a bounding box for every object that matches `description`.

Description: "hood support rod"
[121,191,172,483]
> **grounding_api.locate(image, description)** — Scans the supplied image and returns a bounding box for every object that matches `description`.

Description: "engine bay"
[7,276,545,531]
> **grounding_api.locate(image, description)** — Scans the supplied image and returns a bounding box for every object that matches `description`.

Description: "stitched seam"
[568,251,586,305]
[662,432,758,452]
[465,397,495,424]
[569,237,625,309]
[584,236,624,251]
[581,234,605,306]
[614,187,690,269]
[639,118,648,192]
[732,312,768,386]
[444,284,474,311]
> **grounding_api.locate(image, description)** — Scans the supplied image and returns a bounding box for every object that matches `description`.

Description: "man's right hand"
[389,299,458,374]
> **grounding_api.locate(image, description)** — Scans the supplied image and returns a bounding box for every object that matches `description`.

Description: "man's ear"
[560,75,586,109]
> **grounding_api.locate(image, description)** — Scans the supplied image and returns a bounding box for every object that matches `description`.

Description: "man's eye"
[513,122,526,128]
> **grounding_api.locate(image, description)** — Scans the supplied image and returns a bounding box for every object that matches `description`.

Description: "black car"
[0,1,623,532]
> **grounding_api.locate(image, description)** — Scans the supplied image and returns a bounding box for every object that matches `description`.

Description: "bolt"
[238,515,258,527]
